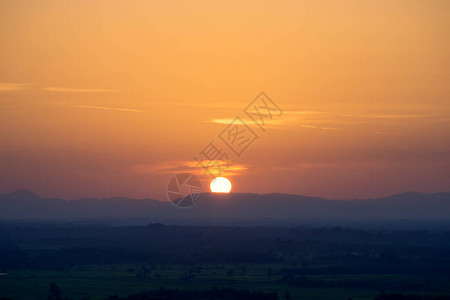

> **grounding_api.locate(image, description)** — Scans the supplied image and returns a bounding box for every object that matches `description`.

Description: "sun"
[210,177,232,193]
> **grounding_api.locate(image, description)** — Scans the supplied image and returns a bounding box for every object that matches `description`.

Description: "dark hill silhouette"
[0,188,42,201]
[0,190,449,227]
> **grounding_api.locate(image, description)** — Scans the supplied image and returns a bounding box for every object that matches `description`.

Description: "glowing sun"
[210,177,232,193]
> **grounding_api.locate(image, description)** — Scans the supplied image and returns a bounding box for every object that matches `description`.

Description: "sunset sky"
[1,0,449,200]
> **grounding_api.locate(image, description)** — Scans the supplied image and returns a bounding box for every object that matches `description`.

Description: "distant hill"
[0,190,449,227]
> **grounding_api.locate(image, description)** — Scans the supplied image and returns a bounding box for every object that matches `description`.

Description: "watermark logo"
[166,173,202,208]
[244,92,283,132]
[166,92,283,208]
[219,117,258,157]
[194,141,230,178]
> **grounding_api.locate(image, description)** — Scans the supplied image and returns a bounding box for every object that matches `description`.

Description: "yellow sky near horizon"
[0,0,449,200]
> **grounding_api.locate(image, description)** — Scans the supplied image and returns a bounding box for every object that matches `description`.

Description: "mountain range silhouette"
[0,189,449,227]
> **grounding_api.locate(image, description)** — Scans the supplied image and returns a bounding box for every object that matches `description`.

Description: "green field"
[2,264,448,300]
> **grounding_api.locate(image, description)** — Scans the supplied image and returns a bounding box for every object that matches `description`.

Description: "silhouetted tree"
[47,283,61,300]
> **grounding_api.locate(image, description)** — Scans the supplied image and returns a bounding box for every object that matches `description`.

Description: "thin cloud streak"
[0,82,28,92]
[131,160,248,177]
[43,87,116,93]
[375,131,399,136]
[75,105,144,113]
[209,117,343,131]
[170,102,243,109]
[209,109,444,133]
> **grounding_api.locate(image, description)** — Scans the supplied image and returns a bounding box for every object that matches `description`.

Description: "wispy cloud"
[375,131,399,136]
[268,162,346,171]
[288,110,437,122]
[321,127,343,131]
[168,102,243,109]
[131,160,248,177]
[75,105,144,113]
[209,116,295,129]
[208,109,442,133]
[209,115,343,131]
[338,112,436,120]
[299,125,343,130]
[0,82,27,92]
[43,87,116,93]
[210,118,259,125]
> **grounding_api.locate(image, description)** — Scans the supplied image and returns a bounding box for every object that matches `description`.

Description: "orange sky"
[1,0,449,200]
